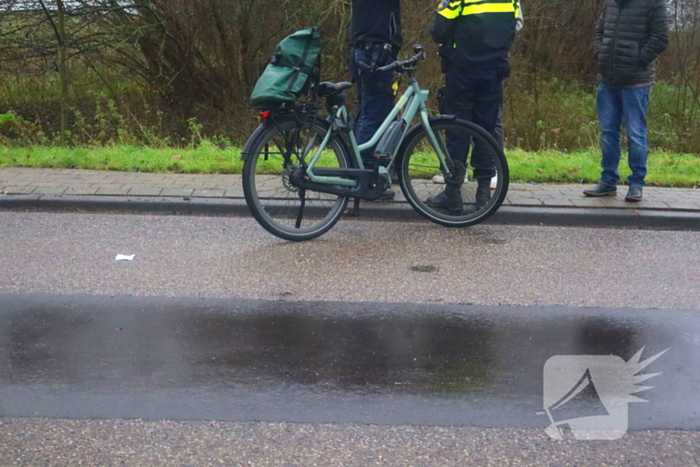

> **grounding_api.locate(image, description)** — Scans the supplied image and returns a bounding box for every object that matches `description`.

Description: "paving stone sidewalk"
[1,168,700,211]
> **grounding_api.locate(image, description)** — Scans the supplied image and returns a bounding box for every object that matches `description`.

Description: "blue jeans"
[597,83,651,188]
[349,47,396,165]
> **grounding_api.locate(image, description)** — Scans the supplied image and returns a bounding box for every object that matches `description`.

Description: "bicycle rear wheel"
[399,118,508,227]
[242,117,351,241]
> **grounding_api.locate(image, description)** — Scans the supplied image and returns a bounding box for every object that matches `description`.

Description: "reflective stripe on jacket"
[431,0,519,70]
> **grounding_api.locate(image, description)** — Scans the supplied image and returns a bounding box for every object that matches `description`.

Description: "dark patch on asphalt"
[411,265,438,273]
[0,294,697,430]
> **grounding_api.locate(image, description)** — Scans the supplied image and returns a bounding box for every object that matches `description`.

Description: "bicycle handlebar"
[376,49,427,73]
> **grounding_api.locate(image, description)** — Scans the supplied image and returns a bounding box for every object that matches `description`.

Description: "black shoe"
[364,188,395,202]
[426,185,463,213]
[625,186,643,202]
[583,183,617,197]
[476,180,492,208]
[379,188,395,200]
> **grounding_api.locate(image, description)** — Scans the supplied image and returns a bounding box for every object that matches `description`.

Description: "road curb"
[0,194,247,215]
[1,194,699,230]
[490,206,700,230]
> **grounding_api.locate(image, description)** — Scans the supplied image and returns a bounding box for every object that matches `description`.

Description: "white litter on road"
[115,254,135,261]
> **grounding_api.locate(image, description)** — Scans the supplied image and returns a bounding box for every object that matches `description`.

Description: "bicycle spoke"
[242,118,350,241]
[400,120,508,227]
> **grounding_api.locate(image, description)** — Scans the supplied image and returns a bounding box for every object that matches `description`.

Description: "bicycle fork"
[419,110,454,178]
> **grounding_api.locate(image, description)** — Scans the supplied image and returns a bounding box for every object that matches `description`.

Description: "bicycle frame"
[304,76,450,188]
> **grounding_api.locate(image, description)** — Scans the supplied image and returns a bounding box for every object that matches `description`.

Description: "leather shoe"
[583,183,617,197]
[625,186,643,202]
[426,185,463,213]
[379,188,395,200]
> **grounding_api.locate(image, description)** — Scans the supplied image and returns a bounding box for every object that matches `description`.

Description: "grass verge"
[0,143,242,174]
[0,144,699,187]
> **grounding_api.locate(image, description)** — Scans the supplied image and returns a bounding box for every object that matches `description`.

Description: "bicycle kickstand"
[344,197,361,217]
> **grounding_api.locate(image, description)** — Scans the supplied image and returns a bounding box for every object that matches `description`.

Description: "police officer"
[427,0,520,213]
[349,0,402,200]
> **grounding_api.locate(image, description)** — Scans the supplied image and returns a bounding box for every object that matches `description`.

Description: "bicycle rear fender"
[240,121,275,161]
[241,117,315,162]
[240,117,356,169]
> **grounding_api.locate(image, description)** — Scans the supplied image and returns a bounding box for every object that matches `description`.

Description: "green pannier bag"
[250,27,322,109]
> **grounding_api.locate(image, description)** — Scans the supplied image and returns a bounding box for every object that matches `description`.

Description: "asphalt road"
[1,212,699,466]
[0,212,699,308]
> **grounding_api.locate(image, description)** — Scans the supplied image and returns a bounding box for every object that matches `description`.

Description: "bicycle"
[241,45,509,242]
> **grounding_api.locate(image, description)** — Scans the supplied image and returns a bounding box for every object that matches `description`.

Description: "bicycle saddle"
[317,81,353,97]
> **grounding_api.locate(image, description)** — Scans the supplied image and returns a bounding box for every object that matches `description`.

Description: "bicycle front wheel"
[399,118,509,227]
[242,117,351,242]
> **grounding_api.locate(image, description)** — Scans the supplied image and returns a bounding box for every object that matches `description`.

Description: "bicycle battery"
[374,120,406,159]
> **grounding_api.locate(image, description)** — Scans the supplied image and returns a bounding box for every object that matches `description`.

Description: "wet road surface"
[1,294,697,431]
[2,213,700,465]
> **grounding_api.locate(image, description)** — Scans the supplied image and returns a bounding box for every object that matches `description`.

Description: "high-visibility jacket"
[431,0,520,70]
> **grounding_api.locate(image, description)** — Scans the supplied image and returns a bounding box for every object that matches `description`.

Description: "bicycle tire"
[242,117,352,241]
[398,117,509,227]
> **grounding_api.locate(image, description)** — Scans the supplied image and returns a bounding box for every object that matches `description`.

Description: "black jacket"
[430,0,519,70]
[595,0,669,88]
[351,0,402,50]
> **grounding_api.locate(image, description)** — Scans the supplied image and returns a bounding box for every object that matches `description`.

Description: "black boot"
[426,185,463,213]
[476,179,491,208]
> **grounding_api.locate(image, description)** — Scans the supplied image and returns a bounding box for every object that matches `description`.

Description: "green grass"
[505,148,700,187]
[0,143,242,174]
[1,144,699,187]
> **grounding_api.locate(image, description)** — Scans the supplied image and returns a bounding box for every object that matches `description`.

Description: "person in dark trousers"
[427,0,520,213]
[433,8,522,186]
[583,0,668,202]
[349,0,402,200]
